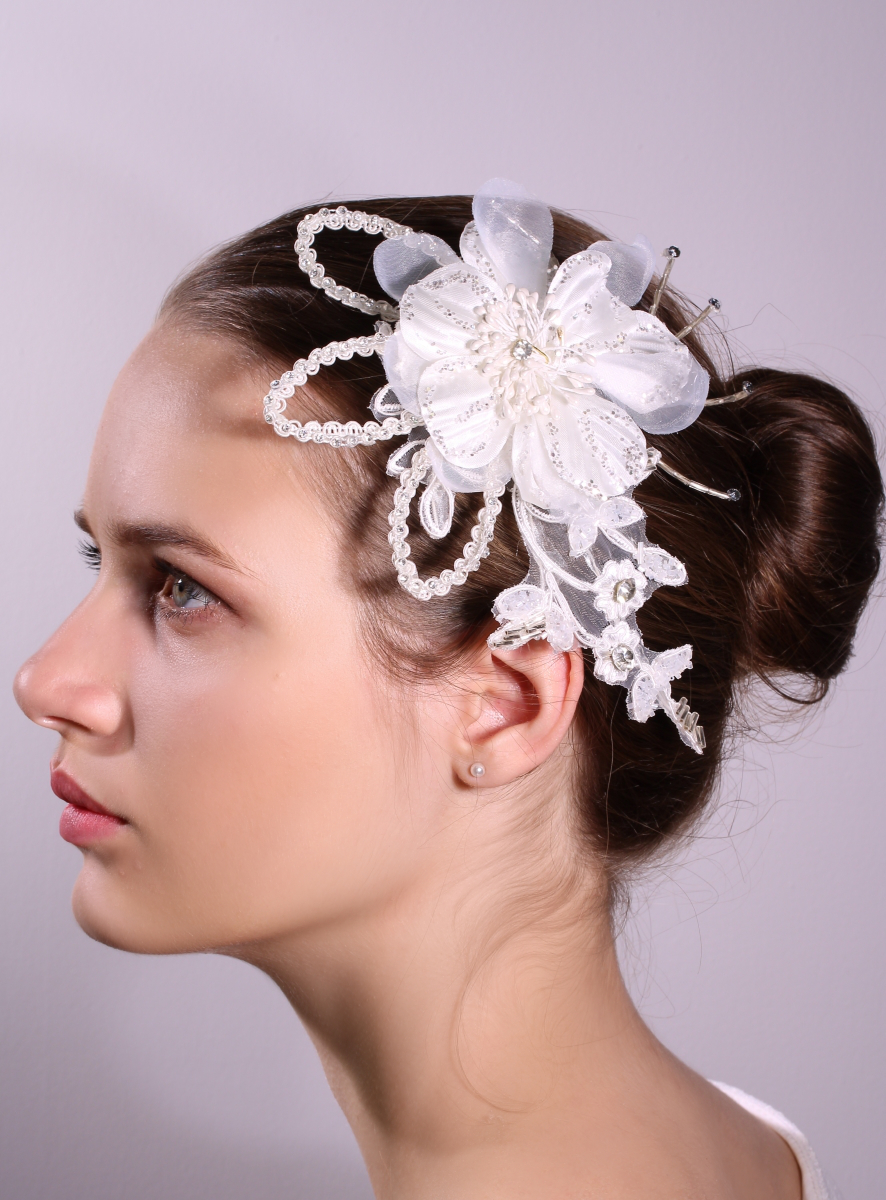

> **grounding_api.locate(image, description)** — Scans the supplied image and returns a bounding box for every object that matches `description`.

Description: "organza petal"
[541,392,650,499]
[628,354,709,434]
[386,435,427,477]
[425,439,511,494]
[566,313,708,433]
[590,236,655,306]
[398,263,498,361]
[382,331,425,414]
[373,233,459,301]
[418,356,512,469]
[472,178,554,296]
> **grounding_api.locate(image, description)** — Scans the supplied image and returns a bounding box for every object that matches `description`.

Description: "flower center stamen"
[468,287,564,421]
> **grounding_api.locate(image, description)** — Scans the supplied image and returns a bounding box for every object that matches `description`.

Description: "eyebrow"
[74,510,242,572]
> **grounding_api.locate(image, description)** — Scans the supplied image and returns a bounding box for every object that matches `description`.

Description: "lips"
[51,768,127,846]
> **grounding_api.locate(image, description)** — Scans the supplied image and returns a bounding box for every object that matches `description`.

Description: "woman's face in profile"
[14,324,448,956]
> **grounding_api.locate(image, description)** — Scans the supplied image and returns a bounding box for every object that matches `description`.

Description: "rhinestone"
[614,579,636,604]
[610,644,636,672]
[511,338,534,360]
[666,245,681,258]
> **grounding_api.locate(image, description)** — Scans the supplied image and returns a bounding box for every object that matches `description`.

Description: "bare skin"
[15,325,802,1200]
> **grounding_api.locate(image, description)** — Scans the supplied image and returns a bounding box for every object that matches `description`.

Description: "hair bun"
[733,369,882,693]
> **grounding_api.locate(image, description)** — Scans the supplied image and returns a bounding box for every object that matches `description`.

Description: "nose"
[13,595,130,744]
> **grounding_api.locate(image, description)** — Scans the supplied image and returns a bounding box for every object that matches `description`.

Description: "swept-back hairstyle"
[161,196,883,875]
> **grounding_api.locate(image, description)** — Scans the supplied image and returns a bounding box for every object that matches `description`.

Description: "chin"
[70,868,199,956]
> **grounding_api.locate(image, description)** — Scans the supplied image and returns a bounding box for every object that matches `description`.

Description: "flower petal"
[399,263,498,361]
[493,584,548,622]
[541,392,650,499]
[418,356,512,469]
[625,354,709,434]
[471,178,554,296]
[546,251,620,347]
[589,236,655,306]
[568,313,709,434]
[459,222,499,284]
[635,544,687,586]
[512,418,587,515]
[383,331,425,414]
[426,439,511,494]
[373,232,459,301]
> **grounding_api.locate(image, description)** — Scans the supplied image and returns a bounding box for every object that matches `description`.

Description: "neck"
[233,789,693,1199]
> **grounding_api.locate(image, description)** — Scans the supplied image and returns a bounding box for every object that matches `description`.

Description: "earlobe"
[456,642,584,788]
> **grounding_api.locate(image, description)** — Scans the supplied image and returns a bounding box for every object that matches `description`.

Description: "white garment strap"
[712,1082,836,1200]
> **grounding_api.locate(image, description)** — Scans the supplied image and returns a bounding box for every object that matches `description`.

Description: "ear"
[452,640,585,788]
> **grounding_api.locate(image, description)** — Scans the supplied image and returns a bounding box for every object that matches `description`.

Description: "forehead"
[85,324,326,553]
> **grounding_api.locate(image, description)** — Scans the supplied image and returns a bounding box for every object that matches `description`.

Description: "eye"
[157,567,219,613]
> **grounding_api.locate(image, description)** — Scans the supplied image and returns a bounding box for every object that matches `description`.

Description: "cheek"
[76,629,423,952]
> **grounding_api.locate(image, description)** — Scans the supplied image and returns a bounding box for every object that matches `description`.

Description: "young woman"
[14,183,883,1200]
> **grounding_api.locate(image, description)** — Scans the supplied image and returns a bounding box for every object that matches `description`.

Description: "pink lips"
[51,769,127,845]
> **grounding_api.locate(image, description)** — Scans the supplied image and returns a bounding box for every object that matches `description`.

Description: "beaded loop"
[387,449,505,600]
[295,207,411,323]
[263,330,425,445]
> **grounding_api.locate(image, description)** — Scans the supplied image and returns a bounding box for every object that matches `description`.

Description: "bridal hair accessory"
[263,180,746,753]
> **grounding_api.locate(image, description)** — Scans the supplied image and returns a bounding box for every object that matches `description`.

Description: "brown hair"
[161,196,884,872]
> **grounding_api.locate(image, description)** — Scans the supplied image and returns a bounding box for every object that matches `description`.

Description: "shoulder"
[711,1082,837,1200]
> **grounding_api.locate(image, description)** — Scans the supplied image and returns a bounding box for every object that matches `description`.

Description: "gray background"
[1,1,883,1197]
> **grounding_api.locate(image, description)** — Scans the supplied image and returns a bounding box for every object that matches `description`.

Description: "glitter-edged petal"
[540,391,650,500]
[399,264,499,362]
[418,356,512,470]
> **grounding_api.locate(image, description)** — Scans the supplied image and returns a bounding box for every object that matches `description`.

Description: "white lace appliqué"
[262,180,711,753]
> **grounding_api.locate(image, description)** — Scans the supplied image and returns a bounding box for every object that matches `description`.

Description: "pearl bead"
[469,762,485,779]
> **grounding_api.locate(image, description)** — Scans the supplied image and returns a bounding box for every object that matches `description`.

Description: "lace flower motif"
[590,622,643,685]
[590,559,648,622]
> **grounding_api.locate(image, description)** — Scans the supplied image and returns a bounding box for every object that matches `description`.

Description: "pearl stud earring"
[469,763,485,779]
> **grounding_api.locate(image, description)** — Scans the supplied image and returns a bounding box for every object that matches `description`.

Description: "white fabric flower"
[361,180,706,752]
[591,559,649,622]
[379,180,708,512]
[590,622,643,685]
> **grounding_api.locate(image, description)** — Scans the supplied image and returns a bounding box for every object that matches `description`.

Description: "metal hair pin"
[704,380,754,407]
[676,298,720,341]
[657,459,741,502]
[649,246,680,316]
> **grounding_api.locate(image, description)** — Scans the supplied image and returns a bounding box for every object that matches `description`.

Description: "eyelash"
[79,539,101,572]
[78,541,222,621]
